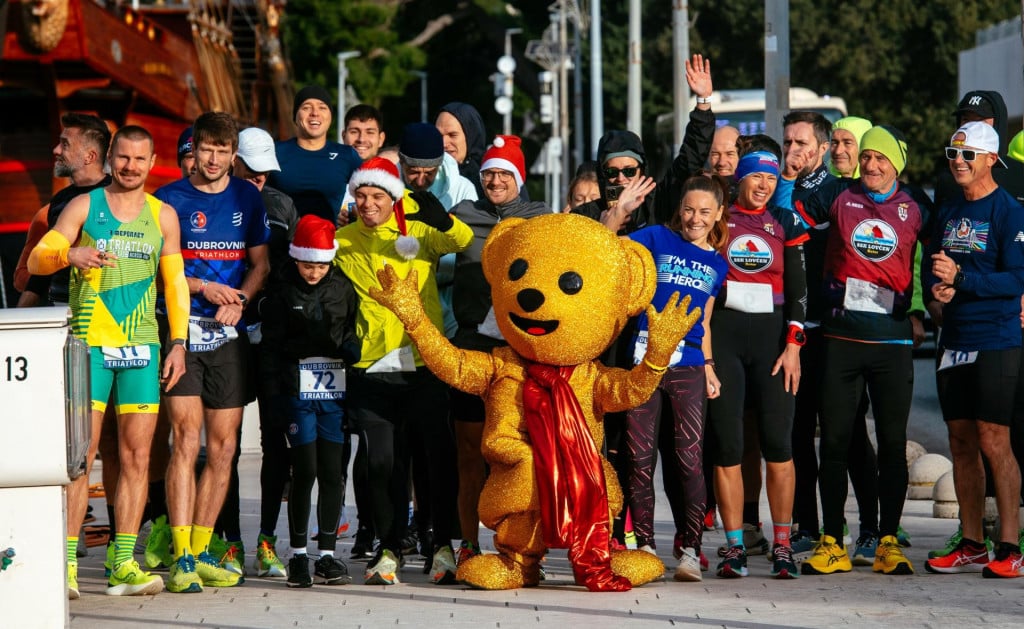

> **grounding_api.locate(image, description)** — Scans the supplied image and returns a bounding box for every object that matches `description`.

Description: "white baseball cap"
[237,127,281,173]
[950,121,1007,168]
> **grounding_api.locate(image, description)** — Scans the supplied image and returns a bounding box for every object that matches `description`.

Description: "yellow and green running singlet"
[69,189,164,347]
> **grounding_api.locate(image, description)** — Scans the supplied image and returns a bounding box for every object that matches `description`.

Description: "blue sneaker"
[853,532,878,566]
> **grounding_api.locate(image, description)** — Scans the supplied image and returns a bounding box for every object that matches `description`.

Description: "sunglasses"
[945,146,990,162]
[603,166,640,179]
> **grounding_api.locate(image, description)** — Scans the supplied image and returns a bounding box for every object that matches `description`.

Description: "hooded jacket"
[571,108,716,235]
[935,90,1024,207]
[439,102,488,198]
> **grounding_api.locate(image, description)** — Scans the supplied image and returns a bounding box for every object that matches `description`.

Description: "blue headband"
[735,151,780,181]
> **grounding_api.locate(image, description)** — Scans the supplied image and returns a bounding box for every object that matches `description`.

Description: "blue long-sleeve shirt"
[924,186,1024,351]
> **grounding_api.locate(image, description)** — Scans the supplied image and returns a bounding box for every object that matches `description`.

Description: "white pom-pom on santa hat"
[289,214,339,262]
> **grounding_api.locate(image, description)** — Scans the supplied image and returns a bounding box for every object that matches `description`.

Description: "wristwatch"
[786,325,806,347]
[237,292,249,306]
[170,338,187,349]
[696,96,712,105]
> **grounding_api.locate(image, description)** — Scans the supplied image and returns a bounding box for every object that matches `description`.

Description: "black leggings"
[792,327,879,534]
[708,308,794,466]
[626,366,706,552]
[348,368,457,553]
[819,338,913,542]
[288,439,345,551]
[257,389,291,536]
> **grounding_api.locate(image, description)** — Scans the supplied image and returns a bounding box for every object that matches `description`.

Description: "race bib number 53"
[298,357,346,400]
[188,316,239,352]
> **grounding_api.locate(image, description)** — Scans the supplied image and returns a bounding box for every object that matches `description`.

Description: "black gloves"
[407,190,454,232]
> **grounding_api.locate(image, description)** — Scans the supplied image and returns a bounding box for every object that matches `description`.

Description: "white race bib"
[101,345,151,369]
[365,345,416,373]
[724,282,774,313]
[843,277,895,314]
[477,307,506,341]
[632,329,684,367]
[188,316,239,352]
[937,349,979,372]
[298,357,347,400]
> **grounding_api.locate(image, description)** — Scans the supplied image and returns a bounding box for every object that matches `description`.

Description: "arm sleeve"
[27,230,71,275]
[655,107,716,225]
[909,246,925,314]
[783,244,808,325]
[159,253,190,340]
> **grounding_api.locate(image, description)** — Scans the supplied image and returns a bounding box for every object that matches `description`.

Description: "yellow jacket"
[334,200,473,369]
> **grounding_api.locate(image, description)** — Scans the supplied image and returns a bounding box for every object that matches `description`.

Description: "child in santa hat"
[258,214,360,588]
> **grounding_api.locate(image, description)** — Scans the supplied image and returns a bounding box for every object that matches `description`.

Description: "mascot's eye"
[509,258,528,281]
[558,271,583,295]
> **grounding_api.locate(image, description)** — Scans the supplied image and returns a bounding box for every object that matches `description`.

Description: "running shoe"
[983,542,1024,579]
[287,554,312,588]
[254,535,286,577]
[350,526,375,561]
[103,542,115,578]
[716,545,748,578]
[106,558,164,596]
[196,551,243,587]
[925,538,990,574]
[429,546,457,585]
[929,525,962,559]
[674,547,702,582]
[365,548,401,585]
[896,525,912,547]
[800,535,851,575]
[703,509,717,531]
[789,530,815,555]
[167,554,203,593]
[770,544,799,579]
[873,535,914,575]
[314,554,352,585]
[852,532,878,567]
[418,528,434,558]
[399,528,419,556]
[144,516,173,569]
[456,540,480,566]
[717,523,769,557]
[219,541,245,576]
[700,551,709,572]
[638,544,657,556]
[68,562,80,600]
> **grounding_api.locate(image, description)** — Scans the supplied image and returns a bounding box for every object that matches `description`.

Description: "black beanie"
[293,85,333,120]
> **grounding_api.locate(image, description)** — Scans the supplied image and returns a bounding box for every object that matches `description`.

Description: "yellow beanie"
[830,116,873,177]
[859,125,908,175]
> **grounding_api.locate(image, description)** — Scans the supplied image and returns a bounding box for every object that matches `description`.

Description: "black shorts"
[164,334,253,409]
[937,347,1020,426]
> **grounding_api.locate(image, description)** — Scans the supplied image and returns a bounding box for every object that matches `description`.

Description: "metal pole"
[627,0,641,136]
[590,0,603,159]
[559,2,570,192]
[504,28,522,135]
[672,0,691,149]
[412,71,428,122]
[573,17,584,169]
[336,51,361,143]
[764,0,789,143]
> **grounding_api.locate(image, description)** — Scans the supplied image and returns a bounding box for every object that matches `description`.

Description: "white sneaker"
[429,546,457,585]
[674,547,702,582]
[638,544,657,556]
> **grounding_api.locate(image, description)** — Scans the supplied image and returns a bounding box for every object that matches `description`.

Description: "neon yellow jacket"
[334,201,473,369]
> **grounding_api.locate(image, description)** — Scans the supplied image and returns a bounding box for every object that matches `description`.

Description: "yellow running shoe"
[196,551,243,587]
[873,535,914,575]
[800,535,852,575]
[68,562,80,600]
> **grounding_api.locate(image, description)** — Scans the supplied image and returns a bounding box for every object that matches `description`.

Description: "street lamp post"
[336,50,361,143]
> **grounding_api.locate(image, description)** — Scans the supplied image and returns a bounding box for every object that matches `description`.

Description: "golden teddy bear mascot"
[370,212,701,592]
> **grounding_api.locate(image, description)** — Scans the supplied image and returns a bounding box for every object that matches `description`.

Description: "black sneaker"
[399,528,419,556]
[418,528,434,558]
[286,554,312,588]
[350,526,376,561]
[770,543,799,579]
[314,554,353,585]
[716,545,748,578]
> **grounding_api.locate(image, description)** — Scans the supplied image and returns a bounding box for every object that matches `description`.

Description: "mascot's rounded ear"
[619,238,657,317]
[481,217,528,285]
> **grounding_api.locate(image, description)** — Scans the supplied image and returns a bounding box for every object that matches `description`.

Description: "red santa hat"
[480,135,526,188]
[289,214,339,262]
[347,156,418,259]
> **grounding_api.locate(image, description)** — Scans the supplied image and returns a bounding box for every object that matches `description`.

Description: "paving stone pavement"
[65,451,1024,629]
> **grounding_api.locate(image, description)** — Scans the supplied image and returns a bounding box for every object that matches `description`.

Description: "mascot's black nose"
[517,288,545,313]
